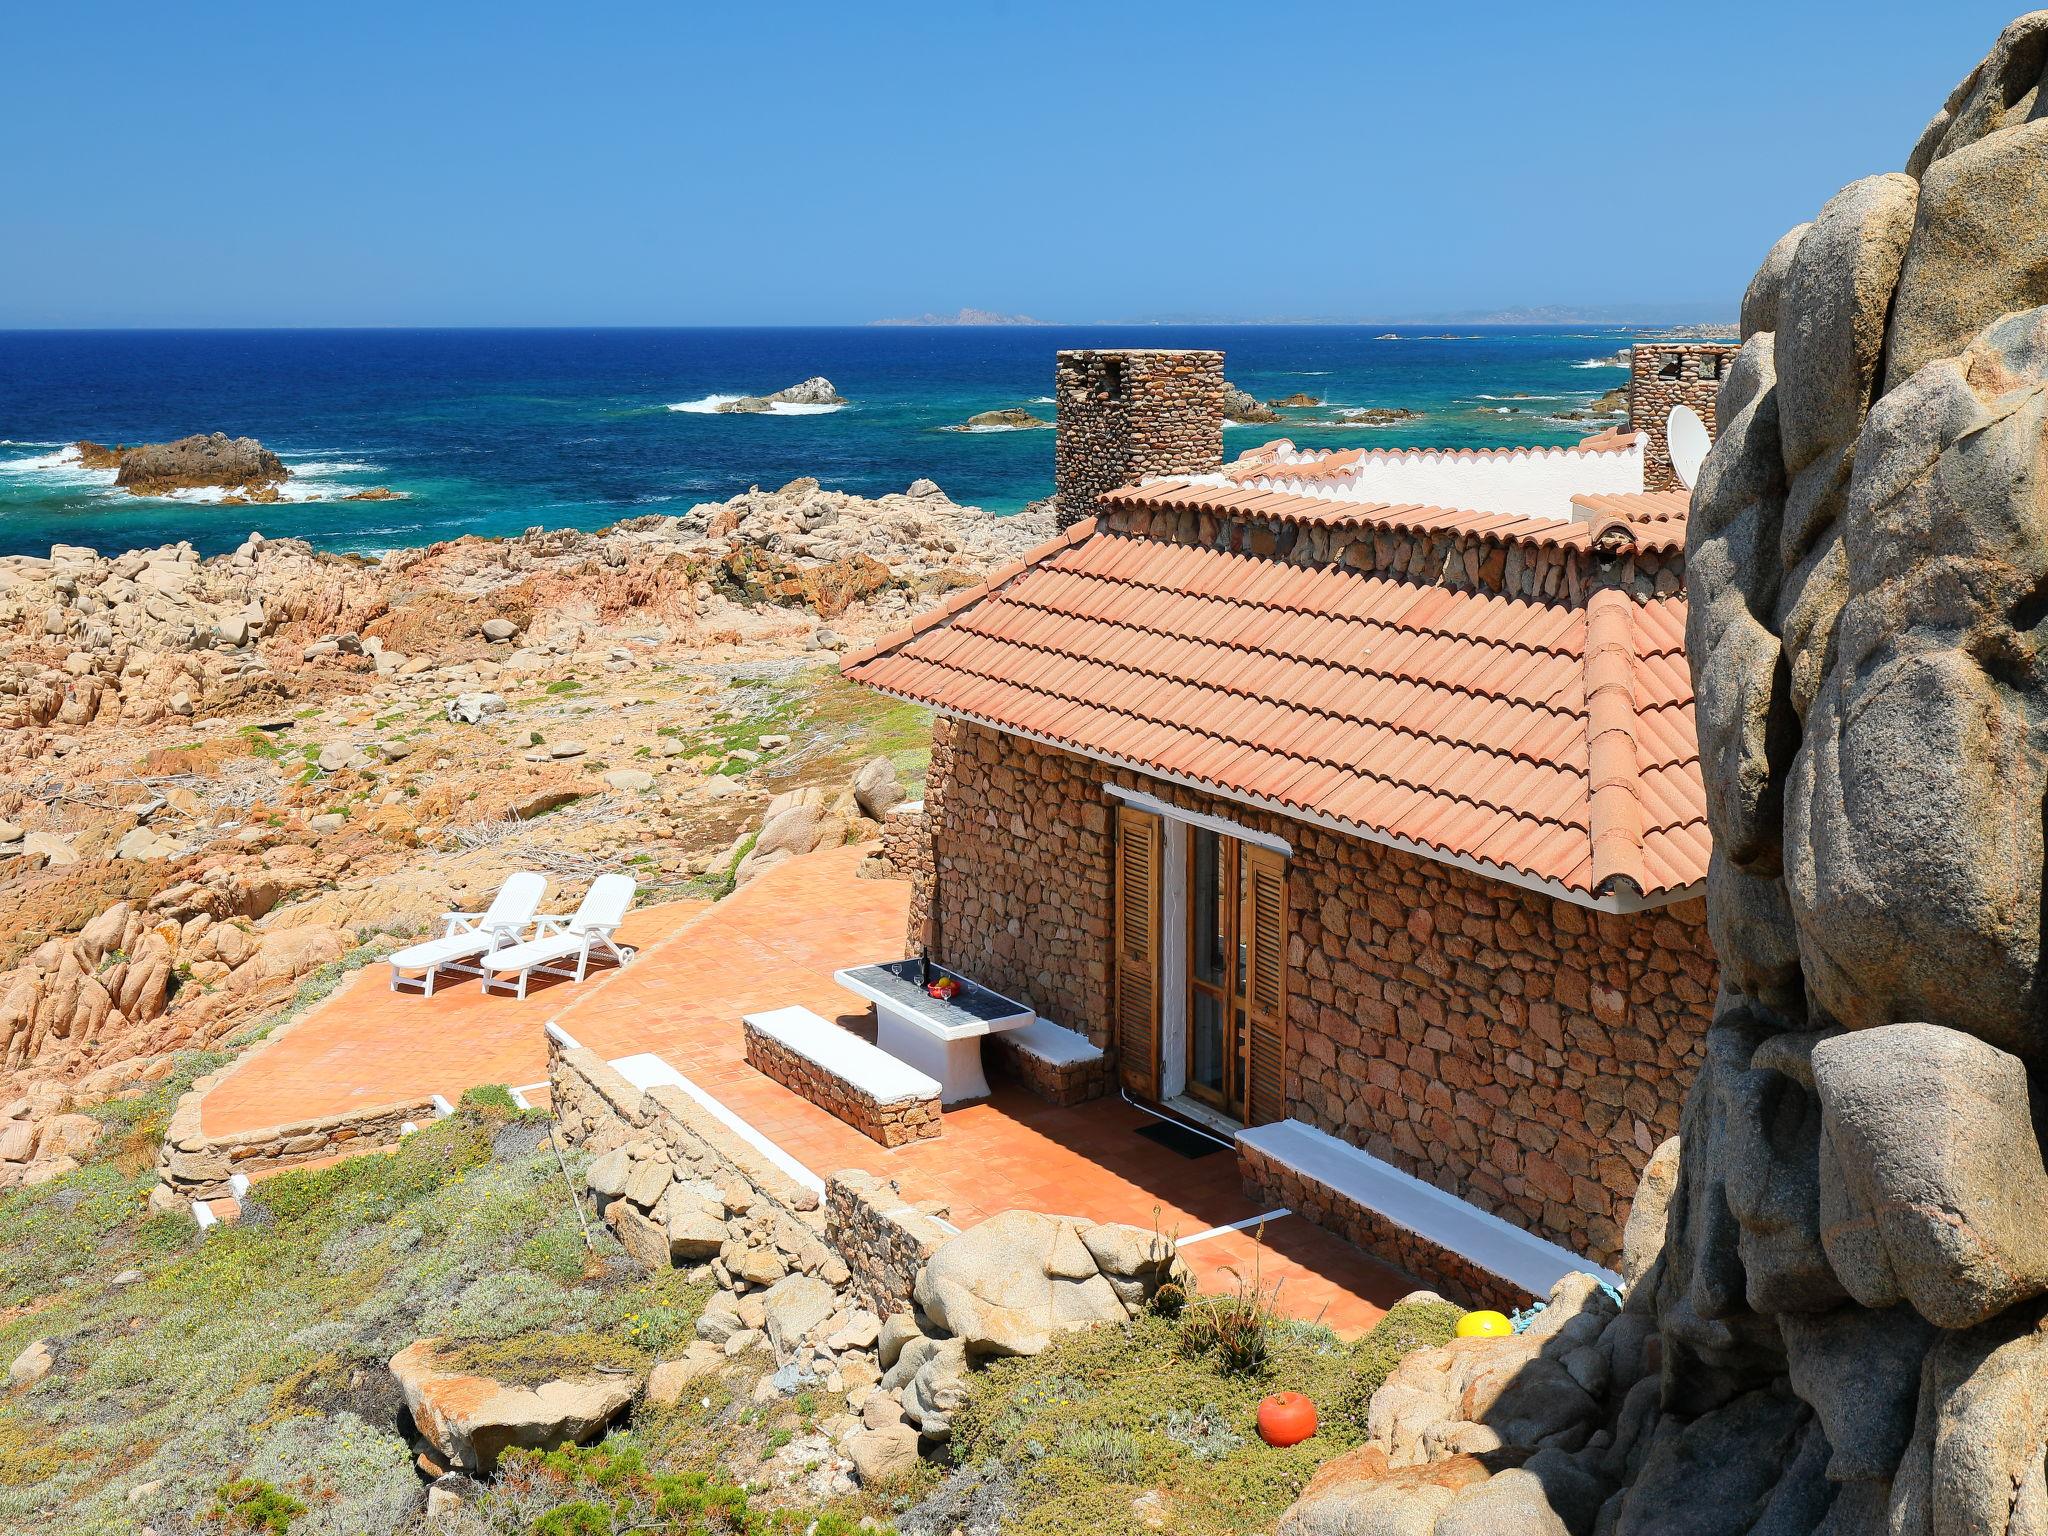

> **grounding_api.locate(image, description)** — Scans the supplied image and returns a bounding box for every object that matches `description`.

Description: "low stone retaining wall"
[548,1039,823,1224]
[155,1070,434,1204]
[1237,1137,1530,1313]
[742,1021,942,1148]
[986,1034,1112,1108]
[825,1169,953,1314]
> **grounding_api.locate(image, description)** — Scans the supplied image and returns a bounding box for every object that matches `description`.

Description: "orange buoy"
[1257,1391,1318,1447]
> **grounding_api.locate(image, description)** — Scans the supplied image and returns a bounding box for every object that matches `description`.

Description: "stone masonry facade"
[1053,349,1224,529]
[1630,342,1739,491]
[914,720,1718,1269]
[742,1018,943,1148]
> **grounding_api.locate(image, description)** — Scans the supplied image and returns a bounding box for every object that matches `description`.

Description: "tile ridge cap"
[1583,586,1647,898]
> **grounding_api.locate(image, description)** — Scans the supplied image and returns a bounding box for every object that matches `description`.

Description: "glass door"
[1185,824,1287,1127]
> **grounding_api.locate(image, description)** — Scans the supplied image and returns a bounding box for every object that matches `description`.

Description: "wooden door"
[1113,804,1163,1098]
[1241,844,1289,1127]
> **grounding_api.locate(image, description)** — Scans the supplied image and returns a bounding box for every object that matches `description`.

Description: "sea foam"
[667,394,845,415]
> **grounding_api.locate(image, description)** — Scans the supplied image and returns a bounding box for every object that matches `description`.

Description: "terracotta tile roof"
[844,523,1706,905]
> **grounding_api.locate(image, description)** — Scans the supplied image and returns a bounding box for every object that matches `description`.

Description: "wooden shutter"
[1242,845,1289,1127]
[1113,804,1163,1098]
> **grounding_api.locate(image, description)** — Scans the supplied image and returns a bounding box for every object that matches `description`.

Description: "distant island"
[870,307,1048,326]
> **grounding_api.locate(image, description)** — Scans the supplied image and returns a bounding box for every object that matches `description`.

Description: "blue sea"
[0,326,1643,560]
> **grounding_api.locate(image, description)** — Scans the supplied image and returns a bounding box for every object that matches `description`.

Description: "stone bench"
[986,1017,1111,1107]
[743,1006,943,1148]
[1237,1119,1619,1311]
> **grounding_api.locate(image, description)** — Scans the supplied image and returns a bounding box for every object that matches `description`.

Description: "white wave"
[1573,357,1628,369]
[1,444,91,473]
[157,481,401,505]
[666,393,844,415]
[0,439,64,448]
[1472,394,1567,401]
[956,422,1041,433]
[1029,396,1055,404]
[283,458,380,476]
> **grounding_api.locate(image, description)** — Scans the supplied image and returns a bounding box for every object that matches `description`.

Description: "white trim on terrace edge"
[1239,1118,1620,1296]
[903,701,1699,914]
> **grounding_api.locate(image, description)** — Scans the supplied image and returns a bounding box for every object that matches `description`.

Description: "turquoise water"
[0,326,1641,559]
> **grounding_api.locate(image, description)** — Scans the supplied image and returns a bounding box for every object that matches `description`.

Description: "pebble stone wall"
[917,720,1718,1269]
[742,1019,943,1148]
[1054,349,1225,529]
[825,1168,954,1315]
[1630,342,1739,490]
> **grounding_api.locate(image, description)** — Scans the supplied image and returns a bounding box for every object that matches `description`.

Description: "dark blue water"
[0,326,1643,558]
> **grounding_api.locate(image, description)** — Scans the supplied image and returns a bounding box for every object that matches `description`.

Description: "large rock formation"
[1289,15,2048,1533]
[78,432,289,496]
[716,377,846,413]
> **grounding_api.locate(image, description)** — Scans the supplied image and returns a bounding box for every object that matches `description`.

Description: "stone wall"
[825,1168,953,1315]
[984,1032,1113,1107]
[1053,349,1224,529]
[924,723,1116,1048]
[548,1038,824,1224]
[742,1020,942,1148]
[923,721,1718,1266]
[1628,342,1738,490]
[155,1084,434,1202]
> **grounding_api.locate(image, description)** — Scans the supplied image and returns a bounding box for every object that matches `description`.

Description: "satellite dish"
[1667,404,1711,491]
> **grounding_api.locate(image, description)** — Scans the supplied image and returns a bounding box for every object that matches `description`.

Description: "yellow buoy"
[1455,1309,1514,1338]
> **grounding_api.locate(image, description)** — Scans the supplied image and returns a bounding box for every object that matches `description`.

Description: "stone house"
[844,348,1726,1294]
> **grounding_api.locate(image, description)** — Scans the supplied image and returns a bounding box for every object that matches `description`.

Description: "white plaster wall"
[1196,436,1646,521]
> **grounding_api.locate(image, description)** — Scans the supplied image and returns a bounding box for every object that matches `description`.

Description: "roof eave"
[857,686,1706,915]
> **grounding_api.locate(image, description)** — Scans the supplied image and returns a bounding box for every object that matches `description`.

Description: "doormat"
[1136,1120,1226,1160]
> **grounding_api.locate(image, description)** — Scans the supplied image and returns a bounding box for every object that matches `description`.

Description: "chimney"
[1053,349,1225,529]
[1629,342,1739,491]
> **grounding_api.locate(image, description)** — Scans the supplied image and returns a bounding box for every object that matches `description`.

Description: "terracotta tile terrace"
[196,844,1411,1335]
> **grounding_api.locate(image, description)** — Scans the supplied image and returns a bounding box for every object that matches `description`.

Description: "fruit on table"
[1256,1391,1318,1447]
[1455,1309,1514,1338]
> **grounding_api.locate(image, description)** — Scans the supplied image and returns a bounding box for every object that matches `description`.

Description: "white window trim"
[1106,782,1294,857]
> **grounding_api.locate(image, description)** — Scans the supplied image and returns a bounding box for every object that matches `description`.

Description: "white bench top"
[1237,1118,1620,1296]
[745,1006,941,1105]
[1003,1016,1104,1067]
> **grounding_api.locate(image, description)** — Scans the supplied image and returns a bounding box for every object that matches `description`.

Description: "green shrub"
[207,1477,306,1533]
[486,1442,881,1534]
[458,1082,520,1115]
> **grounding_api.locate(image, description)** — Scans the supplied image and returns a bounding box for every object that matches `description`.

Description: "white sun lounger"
[387,872,548,996]
[479,873,638,998]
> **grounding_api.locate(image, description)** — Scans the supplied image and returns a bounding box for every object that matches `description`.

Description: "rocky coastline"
[0,474,1051,1181]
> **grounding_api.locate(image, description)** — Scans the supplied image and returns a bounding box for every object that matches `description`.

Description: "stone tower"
[1053,349,1224,529]
[1629,341,1739,490]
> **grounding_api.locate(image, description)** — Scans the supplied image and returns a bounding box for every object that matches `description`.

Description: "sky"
[0,0,2026,328]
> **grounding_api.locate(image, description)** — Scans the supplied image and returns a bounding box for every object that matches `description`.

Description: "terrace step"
[1236,1118,1619,1311]
[743,1006,943,1149]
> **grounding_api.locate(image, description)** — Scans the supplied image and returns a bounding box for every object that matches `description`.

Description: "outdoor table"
[833,959,1034,1105]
